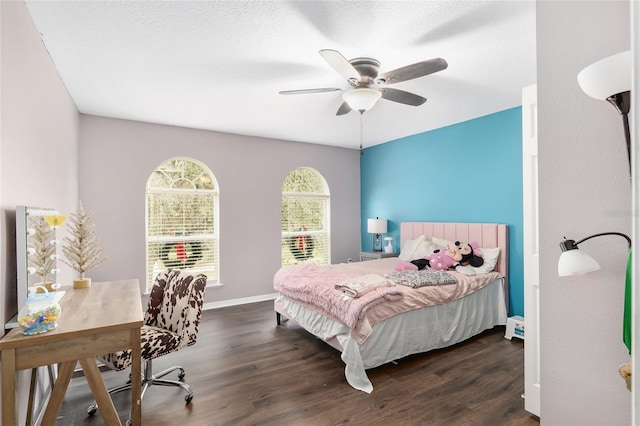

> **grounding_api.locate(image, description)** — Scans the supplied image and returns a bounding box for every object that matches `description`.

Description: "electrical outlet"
[347,258,352,263]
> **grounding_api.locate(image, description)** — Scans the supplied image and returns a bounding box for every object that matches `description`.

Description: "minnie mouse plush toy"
[395,241,483,271]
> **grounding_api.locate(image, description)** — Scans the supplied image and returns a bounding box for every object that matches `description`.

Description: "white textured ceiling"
[24,1,536,149]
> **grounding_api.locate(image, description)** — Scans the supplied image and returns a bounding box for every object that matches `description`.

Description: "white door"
[522,84,540,417]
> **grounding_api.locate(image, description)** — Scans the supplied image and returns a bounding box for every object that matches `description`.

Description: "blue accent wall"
[360,107,524,316]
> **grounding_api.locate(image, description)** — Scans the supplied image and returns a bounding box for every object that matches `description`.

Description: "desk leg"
[41,360,75,425]
[79,358,121,425]
[130,328,142,426]
[1,349,17,426]
[26,367,38,425]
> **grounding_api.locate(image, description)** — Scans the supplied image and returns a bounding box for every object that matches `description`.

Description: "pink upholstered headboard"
[400,222,509,304]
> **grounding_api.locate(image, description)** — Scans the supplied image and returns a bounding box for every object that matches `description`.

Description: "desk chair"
[88,269,207,417]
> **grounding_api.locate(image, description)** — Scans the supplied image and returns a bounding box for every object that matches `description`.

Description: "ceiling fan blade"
[377,58,448,85]
[279,88,342,95]
[336,101,352,116]
[380,88,426,106]
[319,49,361,81]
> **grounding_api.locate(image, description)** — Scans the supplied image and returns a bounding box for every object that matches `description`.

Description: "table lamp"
[367,217,387,252]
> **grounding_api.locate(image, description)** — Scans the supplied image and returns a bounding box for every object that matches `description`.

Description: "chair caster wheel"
[87,404,97,416]
[185,394,193,403]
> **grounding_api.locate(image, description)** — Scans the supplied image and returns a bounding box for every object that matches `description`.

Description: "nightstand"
[359,251,398,262]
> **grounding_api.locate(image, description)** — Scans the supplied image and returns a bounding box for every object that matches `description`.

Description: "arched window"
[281,167,330,266]
[146,158,219,291]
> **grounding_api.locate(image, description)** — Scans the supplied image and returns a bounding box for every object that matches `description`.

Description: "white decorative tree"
[61,202,107,287]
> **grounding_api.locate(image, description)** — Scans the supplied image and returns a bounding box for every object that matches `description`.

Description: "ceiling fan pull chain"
[359,111,364,155]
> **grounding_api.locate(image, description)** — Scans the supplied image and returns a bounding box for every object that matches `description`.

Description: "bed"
[273,222,509,393]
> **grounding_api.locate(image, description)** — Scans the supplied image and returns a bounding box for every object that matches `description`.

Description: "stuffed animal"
[395,260,419,271]
[394,240,484,272]
[394,249,456,271]
[423,246,458,271]
[448,241,484,267]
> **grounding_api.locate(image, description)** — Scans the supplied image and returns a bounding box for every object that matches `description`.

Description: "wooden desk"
[0,280,143,425]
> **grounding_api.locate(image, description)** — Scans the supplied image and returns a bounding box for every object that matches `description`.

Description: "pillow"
[398,235,426,261]
[455,265,476,276]
[431,237,453,249]
[412,239,438,259]
[472,247,501,274]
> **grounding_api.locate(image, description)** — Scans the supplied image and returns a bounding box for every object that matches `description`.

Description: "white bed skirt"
[276,277,507,393]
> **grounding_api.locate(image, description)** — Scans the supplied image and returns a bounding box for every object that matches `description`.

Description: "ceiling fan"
[279,49,448,115]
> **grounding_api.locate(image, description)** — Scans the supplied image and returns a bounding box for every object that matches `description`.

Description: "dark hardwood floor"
[57,300,539,425]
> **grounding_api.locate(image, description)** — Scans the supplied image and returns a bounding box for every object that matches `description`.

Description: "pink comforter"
[274,258,503,344]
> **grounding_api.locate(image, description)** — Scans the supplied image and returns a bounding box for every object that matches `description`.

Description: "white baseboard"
[202,293,278,311]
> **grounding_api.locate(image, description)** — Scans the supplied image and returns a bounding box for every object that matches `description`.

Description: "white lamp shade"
[557,250,602,277]
[577,50,631,100]
[367,218,387,234]
[342,88,382,112]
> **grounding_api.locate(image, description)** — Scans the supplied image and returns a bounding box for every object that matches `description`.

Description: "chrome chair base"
[87,359,193,418]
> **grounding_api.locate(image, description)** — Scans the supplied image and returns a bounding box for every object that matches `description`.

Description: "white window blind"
[146,158,219,292]
[281,168,330,266]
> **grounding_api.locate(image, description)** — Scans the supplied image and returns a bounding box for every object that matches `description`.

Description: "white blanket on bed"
[334,274,394,298]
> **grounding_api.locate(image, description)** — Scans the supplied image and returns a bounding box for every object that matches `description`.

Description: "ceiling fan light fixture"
[342,88,381,112]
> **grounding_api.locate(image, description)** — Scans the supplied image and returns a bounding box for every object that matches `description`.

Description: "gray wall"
[537,2,631,423]
[0,1,80,420]
[77,114,361,307]
[1,1,79,323]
